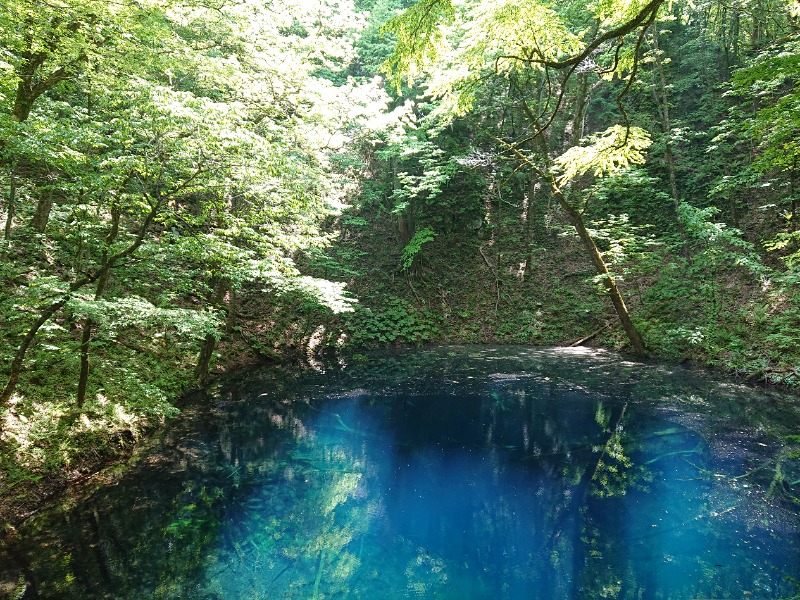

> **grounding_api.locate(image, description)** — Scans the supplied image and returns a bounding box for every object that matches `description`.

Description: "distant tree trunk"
[648,24,696,256]
[77,204,121,408]
[226,288,237,331]
[522,176,536,279]
[649,22,680,208]
[750,0,764,48]
[4,43,70,237]
[494,176,502,275]
[715,3,741,73]
[4,164,16,240]
[76,320,94,408]
[195,276,229,383]
[388,153,423,278]
[29,183,55,233]
[568,21,598,148]
[790,157,797,233]
[570,73,591,148]
[729,9,741,66]
[517,102,552,278]
[397,204,414,247]
[388,155,399,210]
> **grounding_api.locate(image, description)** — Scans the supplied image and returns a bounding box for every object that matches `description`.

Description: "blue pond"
[1,346,800,599]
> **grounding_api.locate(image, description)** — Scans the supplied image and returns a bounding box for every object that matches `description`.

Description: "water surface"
[2,346,800,599]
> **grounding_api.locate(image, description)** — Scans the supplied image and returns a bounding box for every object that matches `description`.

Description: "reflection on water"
[1,346,799,599]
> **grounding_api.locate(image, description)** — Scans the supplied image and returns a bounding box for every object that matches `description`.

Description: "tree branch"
[531,0,665,70]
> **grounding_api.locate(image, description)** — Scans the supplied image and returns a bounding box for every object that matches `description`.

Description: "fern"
[401,227,436,270]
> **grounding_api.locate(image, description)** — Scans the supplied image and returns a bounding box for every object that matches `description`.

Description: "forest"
[1,0,799,520]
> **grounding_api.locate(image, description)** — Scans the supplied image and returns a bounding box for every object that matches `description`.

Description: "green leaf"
[554,126,652,185]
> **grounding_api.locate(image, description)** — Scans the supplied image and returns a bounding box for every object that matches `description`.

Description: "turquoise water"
[2,346,800,599]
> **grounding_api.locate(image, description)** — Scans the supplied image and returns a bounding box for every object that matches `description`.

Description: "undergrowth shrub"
[342,296,442,346]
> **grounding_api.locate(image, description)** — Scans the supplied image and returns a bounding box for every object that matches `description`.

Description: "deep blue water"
[1,346,799,599]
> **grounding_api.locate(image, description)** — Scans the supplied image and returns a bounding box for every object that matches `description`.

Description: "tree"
[0,0,374,412]
[379,0,670,354]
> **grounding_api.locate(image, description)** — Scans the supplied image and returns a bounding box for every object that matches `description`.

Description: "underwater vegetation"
[1,346,799,599]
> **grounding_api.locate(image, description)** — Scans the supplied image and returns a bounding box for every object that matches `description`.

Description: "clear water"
[2,346,800,599]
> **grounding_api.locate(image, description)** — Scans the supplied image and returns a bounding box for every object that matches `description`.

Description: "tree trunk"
[12,83,37,123]
[1,298,70,404]
[557,192,647,355]
[750,0,763,49]
[195,277,229,383]
[730,10,741,65]
[512,63,646,356]
[12,20,72,124]
[649,22,679,208]
[522,176,536,279]
[389,154,423,278]
[790,157,797,233]
[1,196,163,405]
[29,184,55,233]
[77,204,121,408]
[570,72,591,147]
[4,165,16,240]
[494,177,502,276]
[76,319,94,408]
[226,288,238,333]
